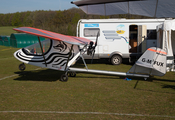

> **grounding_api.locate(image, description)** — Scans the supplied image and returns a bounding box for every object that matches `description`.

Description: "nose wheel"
[19,63,26,71]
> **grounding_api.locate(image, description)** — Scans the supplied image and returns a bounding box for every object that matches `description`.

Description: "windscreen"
[22,39,51,56]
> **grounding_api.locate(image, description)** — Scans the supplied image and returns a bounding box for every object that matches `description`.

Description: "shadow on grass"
[13,63,175,93]
[129,76,175,82]
[13,66,126,82]
[153,77,175,82]
[14,69,63,82]
[136,88,175,94]
[156,80,175,91]
[162,84,175,90]
[134,77,175,93]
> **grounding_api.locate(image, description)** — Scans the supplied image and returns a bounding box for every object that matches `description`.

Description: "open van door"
[129,25,147,54]
[138,25,147,53]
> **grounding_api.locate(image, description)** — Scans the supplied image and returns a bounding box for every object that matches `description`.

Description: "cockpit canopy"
[22,39,51,56]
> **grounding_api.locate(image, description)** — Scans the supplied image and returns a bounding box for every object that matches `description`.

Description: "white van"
[76,18,165,65]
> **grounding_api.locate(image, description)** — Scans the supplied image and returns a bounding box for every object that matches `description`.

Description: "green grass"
[0,46,175,119]
[0,26,17,36]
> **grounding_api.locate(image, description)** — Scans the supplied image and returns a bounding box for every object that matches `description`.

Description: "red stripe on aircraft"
[13,27,92,45]
[148,48,167,55]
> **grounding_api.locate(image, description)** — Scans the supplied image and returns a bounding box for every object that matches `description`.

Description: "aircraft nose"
[13,48,30,64]
[14,49,23,61]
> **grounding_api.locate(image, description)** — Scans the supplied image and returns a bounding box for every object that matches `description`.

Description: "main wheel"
[60,74,68,82]
[111,55,122,65]
[68,71,76,77]
[19,63,26,71]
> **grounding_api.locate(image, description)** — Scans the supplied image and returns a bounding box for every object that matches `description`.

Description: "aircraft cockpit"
[22,39,51,56]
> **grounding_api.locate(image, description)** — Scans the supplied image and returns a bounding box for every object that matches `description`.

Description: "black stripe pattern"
[15,41,75,67]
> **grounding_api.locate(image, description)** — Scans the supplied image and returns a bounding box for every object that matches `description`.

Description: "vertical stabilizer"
[127,47,167,76]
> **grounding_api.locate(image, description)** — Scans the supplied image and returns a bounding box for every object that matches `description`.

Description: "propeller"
[87,31,100,63]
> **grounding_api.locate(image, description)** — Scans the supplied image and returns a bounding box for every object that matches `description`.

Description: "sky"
[0,0,78,14]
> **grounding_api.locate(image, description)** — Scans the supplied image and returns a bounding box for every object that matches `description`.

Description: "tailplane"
[127,47,167,76]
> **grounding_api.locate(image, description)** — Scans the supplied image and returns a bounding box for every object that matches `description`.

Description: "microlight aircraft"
[13,27,167,81]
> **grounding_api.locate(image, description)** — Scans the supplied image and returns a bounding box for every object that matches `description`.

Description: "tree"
[0,8,151,36]
[71,13,80,24]
[11,12,21,26]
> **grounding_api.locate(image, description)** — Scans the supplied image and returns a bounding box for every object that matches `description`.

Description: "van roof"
[79,18,166,23]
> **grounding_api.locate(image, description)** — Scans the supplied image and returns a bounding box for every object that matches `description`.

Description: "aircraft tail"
[127,47,167,76]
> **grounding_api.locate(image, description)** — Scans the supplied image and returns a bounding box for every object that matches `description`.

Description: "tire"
[60,74,68,82]
[111,55,122,65]
[19,63,26,71]
[68,71,76,77]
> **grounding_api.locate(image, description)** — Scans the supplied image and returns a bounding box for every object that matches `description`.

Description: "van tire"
[111,55,122,65]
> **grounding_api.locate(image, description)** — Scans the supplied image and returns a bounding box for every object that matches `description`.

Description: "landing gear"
[60,74,68,82]
[19,63,26,71]
[60,71,76,82]
[68,71,76,77]
[144,76,153,82]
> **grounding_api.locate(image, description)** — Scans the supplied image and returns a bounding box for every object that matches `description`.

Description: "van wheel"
[111,55,122,65]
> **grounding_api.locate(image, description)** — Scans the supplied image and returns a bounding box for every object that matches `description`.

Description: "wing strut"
[64,45,74,71]
[38,37,47,67]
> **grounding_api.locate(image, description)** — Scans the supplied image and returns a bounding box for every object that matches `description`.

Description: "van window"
[147,30,157,39]
[84,28,100,37]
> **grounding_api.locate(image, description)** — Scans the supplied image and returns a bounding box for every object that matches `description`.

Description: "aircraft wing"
[13,27,92,45]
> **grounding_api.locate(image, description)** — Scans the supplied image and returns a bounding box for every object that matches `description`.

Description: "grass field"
[0,45,175,119]
[0,26,17,36]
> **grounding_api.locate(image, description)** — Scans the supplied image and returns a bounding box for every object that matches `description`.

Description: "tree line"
[0,8,150,36]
